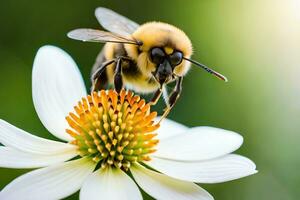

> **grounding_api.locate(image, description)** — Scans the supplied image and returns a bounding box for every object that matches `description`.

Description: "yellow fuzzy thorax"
[133,22,193,56]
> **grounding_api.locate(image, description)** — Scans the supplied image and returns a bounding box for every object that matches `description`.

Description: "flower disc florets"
[66,89,159,171]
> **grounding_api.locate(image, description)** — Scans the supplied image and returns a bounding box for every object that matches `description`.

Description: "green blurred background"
[0,0,299,199]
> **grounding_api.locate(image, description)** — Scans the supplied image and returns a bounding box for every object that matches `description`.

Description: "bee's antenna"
[183,57,228,82]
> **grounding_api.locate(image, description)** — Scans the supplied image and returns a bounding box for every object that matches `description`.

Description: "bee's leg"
[159,77,183,122]
[114,58,123,93]
[162,85,170,107]
[168,76,183,108]
[91,59,115,91]
[149,88,163,106]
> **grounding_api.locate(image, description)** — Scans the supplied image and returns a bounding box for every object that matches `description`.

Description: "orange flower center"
[65,89,159,171]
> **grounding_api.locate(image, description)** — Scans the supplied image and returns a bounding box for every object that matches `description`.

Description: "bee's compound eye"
[169,51,183,66]
[150,48,165,64]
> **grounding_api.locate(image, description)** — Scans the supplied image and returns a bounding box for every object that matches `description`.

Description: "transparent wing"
[67,29,140,45]
[95,7,139,37]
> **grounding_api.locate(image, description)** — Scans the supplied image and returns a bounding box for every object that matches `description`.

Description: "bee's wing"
[67,29,140,45]
[95,7,139,37]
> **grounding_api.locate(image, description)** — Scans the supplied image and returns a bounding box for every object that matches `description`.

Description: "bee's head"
[150,47,184,84]
[124,22,193,84]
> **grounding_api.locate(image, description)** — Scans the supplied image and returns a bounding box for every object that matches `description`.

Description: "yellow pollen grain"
[164,46,174,54]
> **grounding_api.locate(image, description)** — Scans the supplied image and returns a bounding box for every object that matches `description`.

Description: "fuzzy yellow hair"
[125,22,193,77]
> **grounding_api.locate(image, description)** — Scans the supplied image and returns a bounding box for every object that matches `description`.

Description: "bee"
[68,7,227,119]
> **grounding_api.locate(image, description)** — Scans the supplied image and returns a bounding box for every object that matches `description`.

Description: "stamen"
[66,89,159,171]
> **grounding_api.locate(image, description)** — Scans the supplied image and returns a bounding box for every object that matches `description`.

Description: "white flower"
[0,45,257,200]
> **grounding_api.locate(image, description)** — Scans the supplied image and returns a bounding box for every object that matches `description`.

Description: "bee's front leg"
[91,59,115,91]
[149,88,163,106]
[159,77,183,122]
[114,57,123,93]
[168,76,183,108]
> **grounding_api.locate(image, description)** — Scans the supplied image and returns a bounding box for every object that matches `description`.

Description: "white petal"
[131,163,213,200]
[32,45,87,141]
[0,158,95,200]
[0,120,76,155]
[0,147,77,169]
[147,154,257,183]
[155,117,188,140]
[80,167,142,200]
[153,127,243,161]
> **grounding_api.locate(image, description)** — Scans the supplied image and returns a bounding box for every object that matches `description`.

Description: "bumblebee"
[68,7,227,118]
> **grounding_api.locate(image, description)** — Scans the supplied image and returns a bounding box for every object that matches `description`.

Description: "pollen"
[66,89,159,171]
[164,46,174,55]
